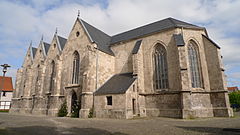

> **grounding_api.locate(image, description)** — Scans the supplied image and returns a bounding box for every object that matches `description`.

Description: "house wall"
[0,91,13,101]
[94,94,126,119]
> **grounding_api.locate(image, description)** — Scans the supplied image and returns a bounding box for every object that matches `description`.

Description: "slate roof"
[79,17,204,56]
[110,17,204,45]
[43,42,50,55]
[80,19,114,56]
[202,34,220,49]
[0,76,14,91]
[31,47,37,59]
[57,35,67,50]
[95,73,136,95]
[173,34,185,46]
[132,40,142,54]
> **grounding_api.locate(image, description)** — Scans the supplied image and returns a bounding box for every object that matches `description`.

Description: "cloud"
[0,0,239,87]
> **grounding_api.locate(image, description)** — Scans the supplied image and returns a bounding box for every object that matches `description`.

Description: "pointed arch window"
[72,51,80,84]
[35,65,41,94]
[153,44,169,90]
[188,41,203,88]
[49,61,56,92]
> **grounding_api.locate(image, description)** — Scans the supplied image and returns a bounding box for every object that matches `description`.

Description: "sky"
[0,0,239,88]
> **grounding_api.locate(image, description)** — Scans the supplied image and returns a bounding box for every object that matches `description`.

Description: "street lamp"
[0,64,11,100]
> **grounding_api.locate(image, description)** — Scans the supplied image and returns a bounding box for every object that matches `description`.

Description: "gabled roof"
[80,19,114,56]
[173,34,185,46]
[78,17,204,56]
[132,40,142,54]
[57,35,67,50]
[95,73,136,95]
[0,76,14,91]
[202,34,221,49]
[110,17,204,45]
[31,47,37,59]
[43,42,50,55]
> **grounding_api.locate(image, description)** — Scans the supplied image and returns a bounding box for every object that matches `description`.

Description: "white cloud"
[0,0,239,87]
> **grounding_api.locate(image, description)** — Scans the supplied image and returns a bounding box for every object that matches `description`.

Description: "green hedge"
[229,91,240,110]
[58,101,68,117]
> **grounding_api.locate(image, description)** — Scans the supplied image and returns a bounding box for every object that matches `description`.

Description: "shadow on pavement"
[176,126,240,135]
[0,126,128,135]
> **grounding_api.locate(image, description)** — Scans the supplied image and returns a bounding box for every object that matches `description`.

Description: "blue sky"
[0,0,240,88]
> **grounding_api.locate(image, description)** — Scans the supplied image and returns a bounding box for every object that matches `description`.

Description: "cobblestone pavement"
[0,113,240,135]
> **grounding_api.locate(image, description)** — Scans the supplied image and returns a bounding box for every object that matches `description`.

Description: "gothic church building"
[10,16,233,119]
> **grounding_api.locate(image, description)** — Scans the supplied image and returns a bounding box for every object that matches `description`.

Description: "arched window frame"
[72,51,80,84]
[49,60,56,93]
[188,40,203,88]
[35,65,41,95]
[153,43,169,90]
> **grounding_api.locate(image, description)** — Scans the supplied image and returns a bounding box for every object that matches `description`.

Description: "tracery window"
[35,65,41,94]
[153,44,169,90]
[49,61,56,92]
[188,41,203,88]
[72,51,80,84]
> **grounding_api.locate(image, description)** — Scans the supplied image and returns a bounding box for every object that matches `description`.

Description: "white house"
[0,76,14,110]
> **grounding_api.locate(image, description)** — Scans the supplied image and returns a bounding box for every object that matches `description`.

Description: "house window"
[153,44,169,90]
[72,51,80,84]
[106,96,112,106]
[49,60,56,93]
[3,92,6,97]
[188,40,203,88]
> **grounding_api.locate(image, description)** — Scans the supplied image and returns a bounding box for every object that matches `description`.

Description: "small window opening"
[76,31,80,37]
[54,44,56,48]
[133,84,135,92]
[106,96,112,106]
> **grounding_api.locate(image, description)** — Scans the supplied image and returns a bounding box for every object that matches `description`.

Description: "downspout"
[93,43,98,117]
[95,44,99,90]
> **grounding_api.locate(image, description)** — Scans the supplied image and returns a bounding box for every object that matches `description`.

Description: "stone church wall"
[94,94,127,119]
[10,18,233,119]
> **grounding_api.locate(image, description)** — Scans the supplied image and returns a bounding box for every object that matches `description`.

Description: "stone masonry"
[10,16,233,119]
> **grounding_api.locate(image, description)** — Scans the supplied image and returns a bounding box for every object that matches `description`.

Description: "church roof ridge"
[110,17,204,45]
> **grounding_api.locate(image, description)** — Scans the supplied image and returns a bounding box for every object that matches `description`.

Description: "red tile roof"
[0,76,14,91]
[227,87,239,91]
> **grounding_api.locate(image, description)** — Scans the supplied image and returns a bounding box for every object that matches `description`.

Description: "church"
[10,15,233,119]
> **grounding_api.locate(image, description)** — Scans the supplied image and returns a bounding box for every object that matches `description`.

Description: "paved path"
[0,113,240,135]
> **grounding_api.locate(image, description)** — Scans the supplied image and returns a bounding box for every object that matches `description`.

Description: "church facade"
[10,16,233,119]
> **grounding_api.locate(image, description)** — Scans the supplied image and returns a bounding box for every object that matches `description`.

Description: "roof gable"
[57,35,67,51]
[43,42,50,55]
[22,44,35,67]
[79,19,114,56]
[31,47,37,58]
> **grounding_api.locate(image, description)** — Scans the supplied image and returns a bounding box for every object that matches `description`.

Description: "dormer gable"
[22,43,34,68]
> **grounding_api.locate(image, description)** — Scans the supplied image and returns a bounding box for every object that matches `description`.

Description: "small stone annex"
[10,15,233,119]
